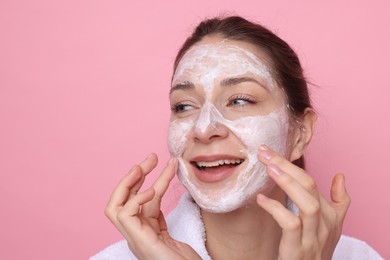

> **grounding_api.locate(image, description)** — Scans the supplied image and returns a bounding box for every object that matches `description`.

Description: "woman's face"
[168,37,291,213]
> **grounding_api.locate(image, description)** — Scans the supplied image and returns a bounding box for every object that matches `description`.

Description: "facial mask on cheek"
[168,103,290,213]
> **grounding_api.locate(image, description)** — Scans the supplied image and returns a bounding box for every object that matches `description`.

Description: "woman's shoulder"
[334,235,383,259]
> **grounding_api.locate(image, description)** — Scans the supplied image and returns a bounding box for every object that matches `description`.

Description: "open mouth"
[192,159,244,171]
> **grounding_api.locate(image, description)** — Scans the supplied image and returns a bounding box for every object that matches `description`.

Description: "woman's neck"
[201,189,286,260]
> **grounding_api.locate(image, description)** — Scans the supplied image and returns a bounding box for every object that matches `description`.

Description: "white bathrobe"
[91,193,383,259]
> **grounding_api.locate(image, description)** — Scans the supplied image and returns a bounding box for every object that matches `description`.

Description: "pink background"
[1,0,389,259]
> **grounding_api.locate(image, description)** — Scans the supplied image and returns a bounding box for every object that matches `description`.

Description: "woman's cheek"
[167,120,194,157]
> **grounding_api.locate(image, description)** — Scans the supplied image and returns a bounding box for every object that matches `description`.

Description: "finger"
[257,193,302,248]
[153,157,177,200]
[139,153,158,175]
[113,187,156,241]
[105,153,158,221]
[129,153,159,198]
[122,188,156,217]
[330,173,351,223]
[142,157,177,217]
[258,145,319,199]
[105,166,143,221]
[266,164,321,239]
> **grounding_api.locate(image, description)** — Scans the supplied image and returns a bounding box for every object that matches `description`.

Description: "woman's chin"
[177,159,273,213]
[180,178,253,213]
[190,183,274,214]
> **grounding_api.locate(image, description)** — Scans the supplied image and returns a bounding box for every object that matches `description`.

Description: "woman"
[92,16,382,259]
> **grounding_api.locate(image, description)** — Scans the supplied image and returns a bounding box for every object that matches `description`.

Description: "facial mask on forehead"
[173,42,276,98]
[168,42,290,213]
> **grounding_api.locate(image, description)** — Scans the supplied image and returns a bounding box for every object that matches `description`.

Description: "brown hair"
[173,16,312,168]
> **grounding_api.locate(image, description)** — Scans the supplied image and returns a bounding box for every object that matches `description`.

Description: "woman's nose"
[191,103,229,143]
[192,122,229,144]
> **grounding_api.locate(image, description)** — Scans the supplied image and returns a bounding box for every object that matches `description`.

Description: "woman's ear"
[289,108,317,162]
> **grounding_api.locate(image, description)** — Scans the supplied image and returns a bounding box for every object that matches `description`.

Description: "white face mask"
[168,41,290,213]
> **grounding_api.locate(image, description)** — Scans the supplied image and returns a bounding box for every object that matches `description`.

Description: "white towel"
[91,192,383,259]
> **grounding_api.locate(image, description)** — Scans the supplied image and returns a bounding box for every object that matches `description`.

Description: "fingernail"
[259,144,269,151]
[259,145,272,160]
[268,164,282,176]
[257,193,269,203]
[146,153,153,160]
[259,150,272,160]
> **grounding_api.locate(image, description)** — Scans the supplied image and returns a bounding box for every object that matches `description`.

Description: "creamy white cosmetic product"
[168,42,290,213]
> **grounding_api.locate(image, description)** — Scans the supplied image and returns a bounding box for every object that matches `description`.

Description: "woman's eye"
[231,99,249,106]
[228,96,256,107]
[171,103,194,113]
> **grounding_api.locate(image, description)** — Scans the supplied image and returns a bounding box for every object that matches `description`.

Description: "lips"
[194,159,244,169]
[189,155,244,183]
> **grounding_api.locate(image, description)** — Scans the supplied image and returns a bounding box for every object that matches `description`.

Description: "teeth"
[196,159,243,168]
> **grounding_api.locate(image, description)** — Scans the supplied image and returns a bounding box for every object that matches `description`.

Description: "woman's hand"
[104,153,201,260]
[256,145,351,260]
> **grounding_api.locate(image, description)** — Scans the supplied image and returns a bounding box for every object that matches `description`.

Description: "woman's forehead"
[172,41,275,90]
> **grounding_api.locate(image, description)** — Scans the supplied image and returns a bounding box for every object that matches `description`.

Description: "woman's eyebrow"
[220,77,267,89]
[170,81,195,94]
